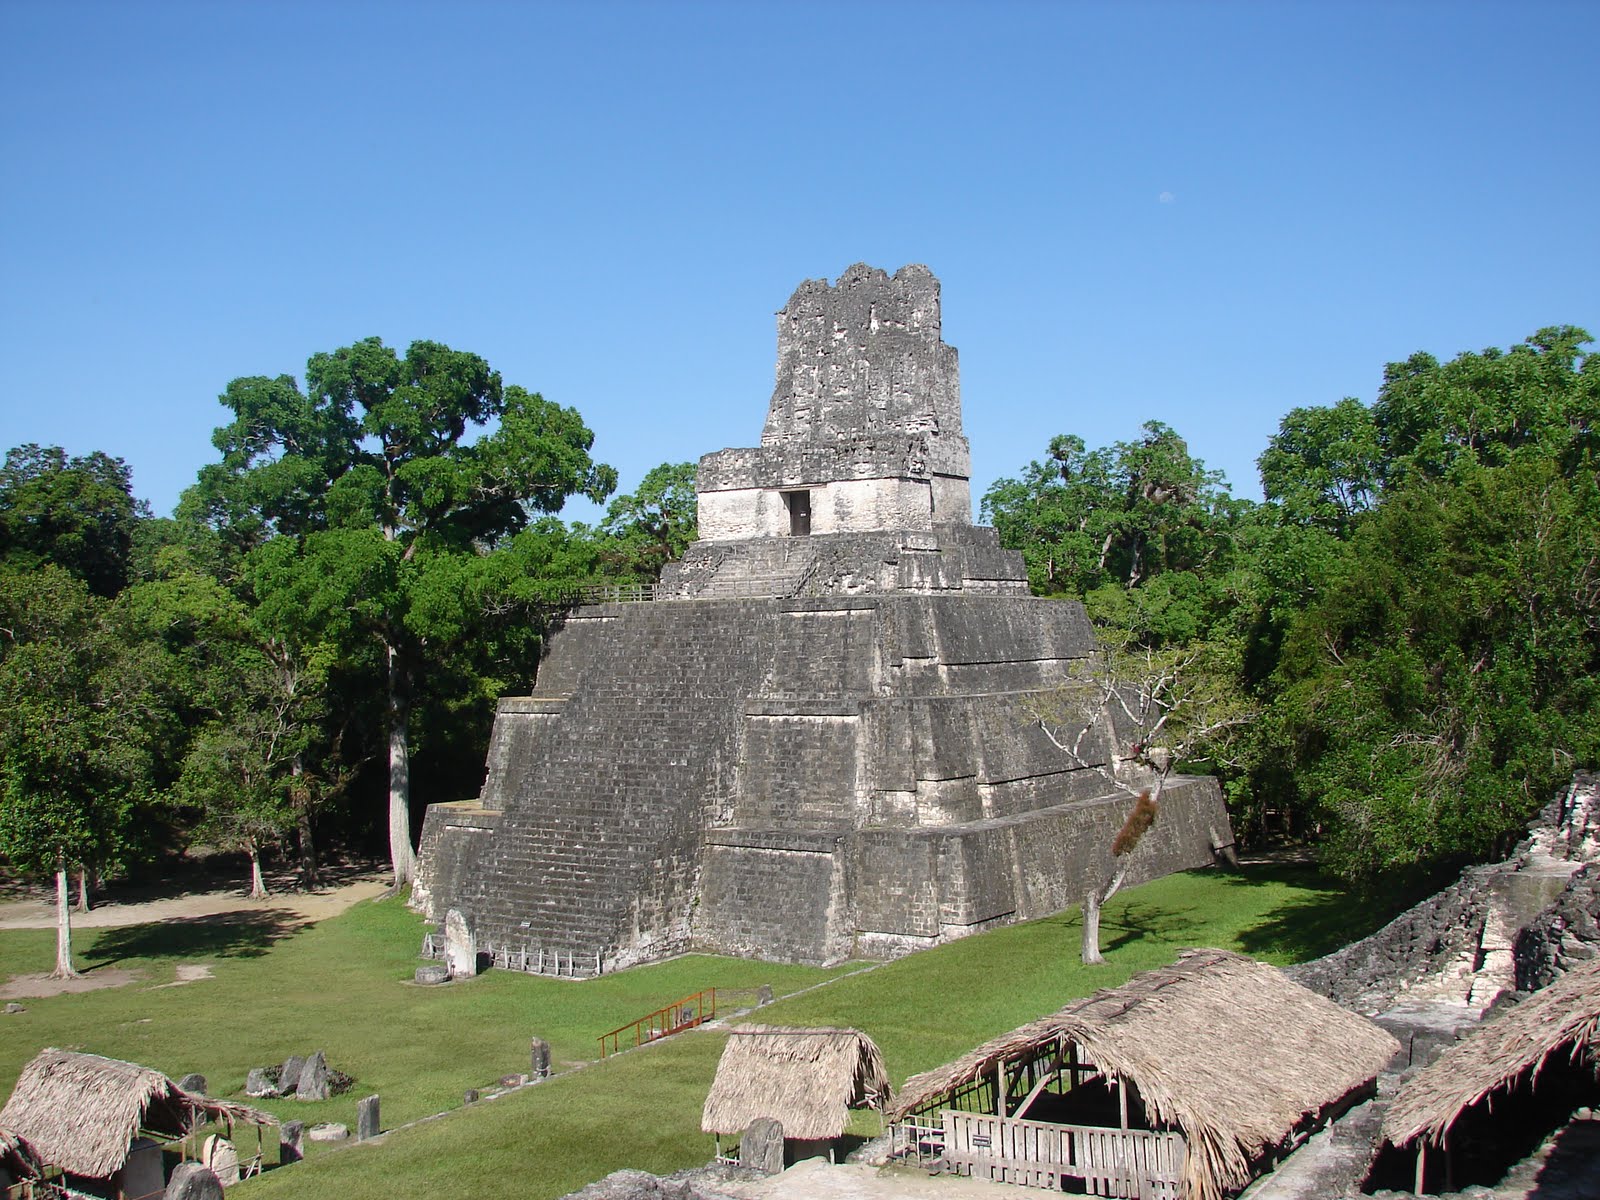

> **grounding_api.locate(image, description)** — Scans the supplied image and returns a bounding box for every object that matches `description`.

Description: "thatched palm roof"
[702,1026,891,1141]
[1385,958,1600,1149]
[0,1048,273,1180]
[890,949,1399,1200]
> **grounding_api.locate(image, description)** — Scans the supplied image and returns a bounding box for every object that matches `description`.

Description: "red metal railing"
[597,989,716,1057]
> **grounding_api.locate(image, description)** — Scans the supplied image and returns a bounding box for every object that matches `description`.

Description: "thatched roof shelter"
[702,1026,891,1141]
[1384,958,1600,1150]
[0,1048,273,1180]
[890,949,1399,1200]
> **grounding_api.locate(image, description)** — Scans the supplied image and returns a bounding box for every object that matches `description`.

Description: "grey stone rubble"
[294,1050,330,1101]
[3,1003,25,1014]
[306,1123,348,1143]
[243,1067,275,1097]
[1288,772,1600,1015]
[241,1049,351,1099]
[529,1036,551,1080]
[559,1166,758,1200]
[177,1072,206,1095]
[416,264,1232,974]
[163,1162,223,1200]
[1245,773,1600,1200]
[414,963,448,985]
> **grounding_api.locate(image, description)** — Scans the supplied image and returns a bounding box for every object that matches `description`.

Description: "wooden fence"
[938,1111,1186,1197]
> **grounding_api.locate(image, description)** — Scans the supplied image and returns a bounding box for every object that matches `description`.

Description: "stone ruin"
[414,264,1232,974]
[1289,772,1600,1020]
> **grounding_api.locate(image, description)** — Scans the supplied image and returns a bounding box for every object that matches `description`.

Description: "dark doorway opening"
[783,490,811,536]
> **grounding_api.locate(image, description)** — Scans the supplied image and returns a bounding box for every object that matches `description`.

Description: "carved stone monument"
[416,265,1232,974]
[443,908,477,978]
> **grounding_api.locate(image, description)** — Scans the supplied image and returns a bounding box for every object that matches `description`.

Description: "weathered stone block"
[294,1050,329,1101]
[444,908,477,978]
[356,1094,380,1140]
[164,1163,223,1200]
[740,1117,785,1175]
[529,1037,551,1080]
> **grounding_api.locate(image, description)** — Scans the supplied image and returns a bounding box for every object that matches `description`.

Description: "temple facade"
[415,265,1231,974]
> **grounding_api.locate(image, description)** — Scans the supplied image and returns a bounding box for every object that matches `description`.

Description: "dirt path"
[0,868,390,1000]
[0,869,389,932]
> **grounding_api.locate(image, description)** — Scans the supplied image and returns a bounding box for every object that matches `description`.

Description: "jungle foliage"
[986,325,1599,887]
[1,325,1593,900]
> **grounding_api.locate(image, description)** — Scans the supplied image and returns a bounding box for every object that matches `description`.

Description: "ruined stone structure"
[415,265,1231,974]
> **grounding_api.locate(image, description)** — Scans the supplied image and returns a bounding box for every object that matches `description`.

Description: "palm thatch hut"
[1381,958,1600,1193]
[0,1048,274,1198]
[889,949,1399,1200]
[702,1026,890,1160]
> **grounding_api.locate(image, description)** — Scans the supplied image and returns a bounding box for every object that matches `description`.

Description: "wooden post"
[1117,1076,1128,1130]
[1414,1144,1428,1195]
[997,1063,1007,1118]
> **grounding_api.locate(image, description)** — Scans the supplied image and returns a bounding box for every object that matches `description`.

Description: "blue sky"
[2,0,1595,524]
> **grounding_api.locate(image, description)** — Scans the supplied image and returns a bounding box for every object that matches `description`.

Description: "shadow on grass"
[1100,900,1203,954]
[1223,862,1412,963]
[83,909,307,968]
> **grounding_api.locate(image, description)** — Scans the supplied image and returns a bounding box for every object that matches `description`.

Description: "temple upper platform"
[660,264,1024,598]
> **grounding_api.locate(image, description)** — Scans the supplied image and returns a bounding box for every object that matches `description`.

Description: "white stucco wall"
[697,477,943,541]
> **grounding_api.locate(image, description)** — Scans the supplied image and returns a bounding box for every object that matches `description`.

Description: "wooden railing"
[597,989,716,1057]
[937,1111,1186,1198]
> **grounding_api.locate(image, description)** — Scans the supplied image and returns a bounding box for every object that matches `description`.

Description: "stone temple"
[415,264,1232,974]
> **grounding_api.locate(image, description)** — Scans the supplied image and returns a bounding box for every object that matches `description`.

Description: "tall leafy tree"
[1372,325,1597,484]
[0,566,152,976]
[983,422,1238,600]
[0,444,144,597]
[1258,399,1382,536]
[187,338,616,885]
[597,461,698,582]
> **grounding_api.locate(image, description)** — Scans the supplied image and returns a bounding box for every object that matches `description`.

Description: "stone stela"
[415,264,1232,975]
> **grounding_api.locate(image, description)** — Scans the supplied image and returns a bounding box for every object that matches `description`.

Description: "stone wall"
[415,264,1235,974]
[695,264,972,545]
[1288,773,1600,1014]
[418,593,1234,971]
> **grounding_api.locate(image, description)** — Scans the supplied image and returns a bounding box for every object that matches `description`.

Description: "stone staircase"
[456,602,771,972]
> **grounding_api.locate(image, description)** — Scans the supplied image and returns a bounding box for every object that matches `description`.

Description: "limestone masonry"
[415,264,1232,973]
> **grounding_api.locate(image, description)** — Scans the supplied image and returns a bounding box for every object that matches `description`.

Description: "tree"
[0,444,144,597]
[1257,398,1381,536]
[1267,459,1600,885]
[982,423,1239,598]
[0,566,148,976]
[597,462,698,581]
[187,339,616,886]
[1032,635,1253,962]
[1372,325,1597,486]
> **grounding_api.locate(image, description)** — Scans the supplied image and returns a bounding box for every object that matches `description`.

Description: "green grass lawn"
[0,862,1394,1200]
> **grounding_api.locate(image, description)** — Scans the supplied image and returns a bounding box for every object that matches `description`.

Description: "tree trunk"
[53,862,80,979]
[386,643,418,889]
[247,844,269,899]
[75,866,91,913]
[1081,888,1105,965]
[291,753,321,888]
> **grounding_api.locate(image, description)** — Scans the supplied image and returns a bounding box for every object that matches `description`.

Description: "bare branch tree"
[1029,635,1253,963]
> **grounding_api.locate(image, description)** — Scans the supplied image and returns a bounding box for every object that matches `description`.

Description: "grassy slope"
[0,863,1388,1200]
